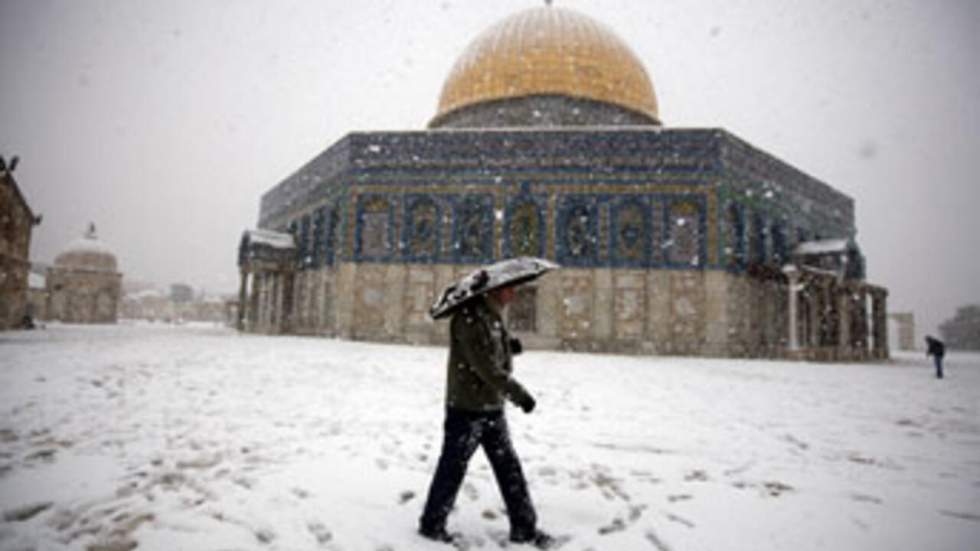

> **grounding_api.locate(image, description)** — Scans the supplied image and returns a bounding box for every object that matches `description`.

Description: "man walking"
[925,335,946,379]
[420,260,555,549]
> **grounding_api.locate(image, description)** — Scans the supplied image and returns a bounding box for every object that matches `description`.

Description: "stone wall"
[0,173,36,330]
[45,268,122,324]
[253,261,808,357]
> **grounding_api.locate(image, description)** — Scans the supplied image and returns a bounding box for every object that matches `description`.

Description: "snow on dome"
[54,223,118,272]
[432,6,659,124]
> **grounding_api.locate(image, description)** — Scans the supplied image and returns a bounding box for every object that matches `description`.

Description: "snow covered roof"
[59,235,116,257]
[54,224,118,272]
[794,238,849,256]
[245,229,295,249]
[126,288,167,300]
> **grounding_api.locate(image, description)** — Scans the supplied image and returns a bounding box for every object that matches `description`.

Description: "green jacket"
[445,296,533,412]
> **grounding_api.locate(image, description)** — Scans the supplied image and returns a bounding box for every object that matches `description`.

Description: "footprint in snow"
[255,528,276,544]
[683,469,708,482]
[850,493,883,505]
[645,529,673,551]
[307,522,333,545]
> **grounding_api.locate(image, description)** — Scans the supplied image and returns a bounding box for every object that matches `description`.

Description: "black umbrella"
[429,256,560,320]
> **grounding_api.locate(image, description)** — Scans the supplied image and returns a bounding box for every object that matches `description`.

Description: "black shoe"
[510,529,555,548]
[419,525,459,544]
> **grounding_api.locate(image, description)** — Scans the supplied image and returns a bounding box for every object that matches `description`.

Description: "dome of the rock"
[431,6,660,127]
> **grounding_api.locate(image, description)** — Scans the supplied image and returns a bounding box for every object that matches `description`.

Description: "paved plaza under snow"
[1,324,978,550]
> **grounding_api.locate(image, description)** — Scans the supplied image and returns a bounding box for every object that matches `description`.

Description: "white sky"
[2,0,978,336]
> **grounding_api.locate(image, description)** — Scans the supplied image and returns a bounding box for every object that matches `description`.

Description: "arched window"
[454,195,493,262]
[357,195,393,259]
[558,196,598,265]
[506,199,543,258]
[771,222,787,265]
[612,199,650,266]
[667,200,701,267]
[725,203,745,269]
[404,196,440,261]
[299,214,312,268]
[749,212,766,265]
[312,207,327,266]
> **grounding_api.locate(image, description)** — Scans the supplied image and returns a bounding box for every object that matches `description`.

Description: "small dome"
[432,6,659,126]
[54,223,118,272]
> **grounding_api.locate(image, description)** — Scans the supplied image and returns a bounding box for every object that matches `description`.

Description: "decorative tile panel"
[402,195,441,262]
[355,194,395,261]
[452,194,494,263]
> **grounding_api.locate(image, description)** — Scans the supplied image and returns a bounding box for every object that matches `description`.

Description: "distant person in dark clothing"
[925,335,945,379]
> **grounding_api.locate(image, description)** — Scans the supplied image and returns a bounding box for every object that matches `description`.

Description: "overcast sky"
[2,0,978,336]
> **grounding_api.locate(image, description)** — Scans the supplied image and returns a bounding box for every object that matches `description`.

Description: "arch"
[505,194,546,258]
[611,197,651,266]
[404,195,442,261]
[557,195,599,266]
[453,194,494,263]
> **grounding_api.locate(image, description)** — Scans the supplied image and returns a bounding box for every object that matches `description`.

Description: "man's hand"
[519,394,536,414]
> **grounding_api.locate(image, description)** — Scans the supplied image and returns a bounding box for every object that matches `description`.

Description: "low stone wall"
[249,262,797,357]
[45,268,121,323]
[244,262,885,361]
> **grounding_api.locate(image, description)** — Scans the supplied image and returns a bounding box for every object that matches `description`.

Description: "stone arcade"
[238,6,888,360]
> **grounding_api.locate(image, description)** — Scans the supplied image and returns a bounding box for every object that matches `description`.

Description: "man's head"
[488,284,518,307]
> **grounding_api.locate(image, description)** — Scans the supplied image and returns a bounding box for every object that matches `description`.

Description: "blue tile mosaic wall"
[259,127,858,274]
[556,194,601,267]
[354,194,396,262]
[402,194,442,263]
[503,191,547,259]
[663,194,708,268]
[451,194,494,263]
[610,196,653,268]
[312,207,326,267]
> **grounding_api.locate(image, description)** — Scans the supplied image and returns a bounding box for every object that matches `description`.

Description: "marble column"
[237,270,248,331]
[782,265,800,352]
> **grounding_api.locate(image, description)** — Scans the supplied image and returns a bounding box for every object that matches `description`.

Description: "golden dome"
[433,6,659,125]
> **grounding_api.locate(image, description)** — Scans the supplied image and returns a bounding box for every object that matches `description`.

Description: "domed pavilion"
[239,5,888,360]
[45,223,122,323]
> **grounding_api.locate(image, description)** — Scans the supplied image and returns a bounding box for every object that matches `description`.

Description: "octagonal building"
[45,224,122,323]
[239,6,888,360]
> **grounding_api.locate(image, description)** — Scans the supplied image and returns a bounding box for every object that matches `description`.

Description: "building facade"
[238,6,888,360]
[0,156,41,330]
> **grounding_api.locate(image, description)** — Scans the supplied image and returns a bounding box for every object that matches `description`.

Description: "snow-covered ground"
[1,323,978,551]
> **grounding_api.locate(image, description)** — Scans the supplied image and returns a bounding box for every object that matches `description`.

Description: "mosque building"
[238,5,888,361]
[43,223,122,324]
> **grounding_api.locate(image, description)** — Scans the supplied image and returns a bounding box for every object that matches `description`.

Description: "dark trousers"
[420,407,536,536]
[934,355,944,379]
